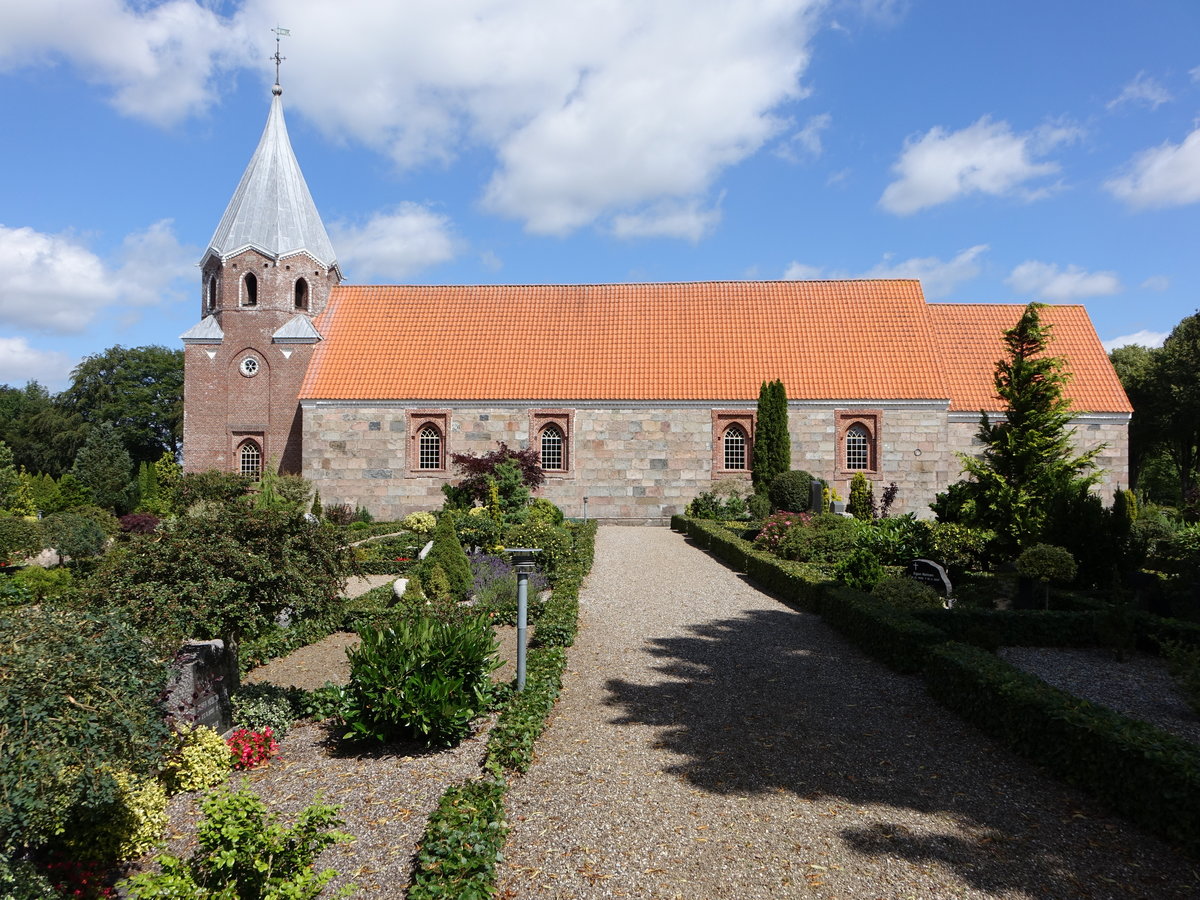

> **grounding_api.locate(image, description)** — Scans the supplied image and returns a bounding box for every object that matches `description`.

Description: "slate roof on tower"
[202,85,339,274]
[297,280,1129,412]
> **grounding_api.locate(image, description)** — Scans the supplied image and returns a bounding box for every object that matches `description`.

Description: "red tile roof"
[299,281,1130,413]
[927,303,1131,413]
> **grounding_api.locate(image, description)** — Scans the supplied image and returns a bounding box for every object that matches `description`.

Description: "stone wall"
[301,400,1007,522]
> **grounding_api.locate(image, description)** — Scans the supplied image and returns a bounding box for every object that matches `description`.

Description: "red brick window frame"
[836,410,882,477]
[231,433,265,477]
[529,409,574,477]
[407,410,450,474]
[712,410,755,474]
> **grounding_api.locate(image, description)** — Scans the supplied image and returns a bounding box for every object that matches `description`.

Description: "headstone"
[810,480,824,514]
[908,558,954,599]
[393,577,409,600]
[419,540,434,560]
[162,639,239,733]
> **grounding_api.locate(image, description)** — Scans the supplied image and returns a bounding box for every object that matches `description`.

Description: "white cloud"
[1107,72,1172,110]
[1141,275,1170,291]
[0,1,234,126]
[1006,261,1122,301]
[611,199,723,242]
[1,1,828,237]
[1103,330,1169,353]
[778,113,832,161]
[1192,65,1200,83]
[0,338,76,390]
[880,117,1072,215]
[0,221,193,333]
[783,244,987,299]
[1105,126,1200,209]
[331,203,457,282]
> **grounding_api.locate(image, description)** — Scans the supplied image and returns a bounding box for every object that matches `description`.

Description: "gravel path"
[497,526,1200,900]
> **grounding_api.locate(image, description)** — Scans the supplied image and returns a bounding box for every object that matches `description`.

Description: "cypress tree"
[752,381,774,492]
[769,379,791,480]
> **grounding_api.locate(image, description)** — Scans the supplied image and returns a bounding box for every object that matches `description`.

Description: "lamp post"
[583,496,589,522]
[505,547,541,691]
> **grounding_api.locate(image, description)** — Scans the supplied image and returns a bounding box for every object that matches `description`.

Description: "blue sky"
[1,0,1198,391]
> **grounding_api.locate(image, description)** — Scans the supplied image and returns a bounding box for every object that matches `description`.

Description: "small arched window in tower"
[418,425,442,470]
[242,272,258,307]
[294,277,309,311]
[540,424,565,471]
[206,275,218,312]
[239,441,262,477]
[845,423,870,471]
[723,424,748,471]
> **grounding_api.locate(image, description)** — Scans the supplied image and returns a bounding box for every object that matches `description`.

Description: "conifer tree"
[70,423,134,513]
[752,379,791,492]
[956,303,1100,549]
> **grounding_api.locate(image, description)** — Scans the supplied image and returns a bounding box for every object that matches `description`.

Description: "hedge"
[926,641,1200,852]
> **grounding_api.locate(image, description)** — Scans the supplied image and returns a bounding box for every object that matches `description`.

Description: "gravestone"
[908,558,954,601]
[162,639,239,732]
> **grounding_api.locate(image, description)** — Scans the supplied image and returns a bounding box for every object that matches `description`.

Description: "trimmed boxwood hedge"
[926,641,1200,852]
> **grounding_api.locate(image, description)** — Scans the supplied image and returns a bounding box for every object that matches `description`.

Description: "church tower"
[181,76,341,477]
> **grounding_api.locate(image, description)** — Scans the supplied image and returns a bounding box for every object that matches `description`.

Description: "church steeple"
[202,84,339,277]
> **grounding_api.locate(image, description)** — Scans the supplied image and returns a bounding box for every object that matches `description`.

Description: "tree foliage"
[58,345,184,468]
[752,379,790,492]
[944,303,1100,550]
[444,442,544,508]
[0,381,86,478]
[71,422,134,513]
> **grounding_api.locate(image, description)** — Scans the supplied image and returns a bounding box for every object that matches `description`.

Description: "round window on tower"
[240,356,260,377]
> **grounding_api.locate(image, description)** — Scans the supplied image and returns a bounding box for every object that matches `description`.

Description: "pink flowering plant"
[753,511,812,554]
[227,727,279,770]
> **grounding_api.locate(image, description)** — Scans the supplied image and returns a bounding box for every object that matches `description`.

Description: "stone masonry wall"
[302,402,976,522]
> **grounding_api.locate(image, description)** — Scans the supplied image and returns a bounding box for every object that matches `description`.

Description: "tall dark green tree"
[1151,312,1200,506]
[58,345,184,468]
[752,379,790,492]
[0,381,85,477]
[71,422,134,513]
[954,303,1100,549]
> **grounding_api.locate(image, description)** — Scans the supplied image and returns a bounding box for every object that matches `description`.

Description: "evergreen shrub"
[408,777,506,900]
[342,616,500,747]
[833,547,885,591]
[162,725,232,795]
[776,513,857,564]
[419,512,473,602]
[871,575,942,610]
[41,512,107,560]
[768,470,815,513]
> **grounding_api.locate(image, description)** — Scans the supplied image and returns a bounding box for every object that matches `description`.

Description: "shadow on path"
[604,605,1199,899]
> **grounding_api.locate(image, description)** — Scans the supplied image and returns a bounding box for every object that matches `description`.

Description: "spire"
[204,82,339,275]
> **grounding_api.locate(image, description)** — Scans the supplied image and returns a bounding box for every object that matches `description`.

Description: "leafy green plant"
[1015,544,1077,609]
[403,511,437,534]
[408,777,506,900]
[848,472,874,520]
[0,853,59,900]
[418,513,473,602]
[527,497,564,526]
[486,647,566,773]
[63,769,168,863]
[342,616,500,747]
[0,606,170,855]
[502,521,575,584]
[871,575,943,611]
[747,492,771,520]
[10,564,72,601]
[121,786,354,899]
[41,512,108,560]
[768,470,815,513]
[232,685,298,739]
[776,513,858,564]
[163,725,233,795]
[833,547,885,591]
[0,513,40,565]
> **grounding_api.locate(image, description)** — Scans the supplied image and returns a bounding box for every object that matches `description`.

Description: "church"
[181,83,1132,523]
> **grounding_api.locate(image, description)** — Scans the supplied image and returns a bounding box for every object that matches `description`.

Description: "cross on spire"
[271,26,290,87]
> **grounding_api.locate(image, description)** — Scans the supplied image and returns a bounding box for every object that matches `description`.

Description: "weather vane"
[271,26,289,86]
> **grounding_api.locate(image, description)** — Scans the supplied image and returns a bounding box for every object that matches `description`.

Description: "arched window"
[294,277,309,311]
[845,424,870,471]
[540,424,565,471]
[723,424,747,470]
[242,272,258,307]
[418,425,442,470]
[206,275,218,312]
[239,441,262,477]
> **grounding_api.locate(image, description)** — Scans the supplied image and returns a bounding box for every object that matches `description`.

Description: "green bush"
[925,641,1200,853]
[747,493,771,520]
[486,647,566,773]
[419,513,473,602]
[342,616,500,747]
[0,514,40,564]
[64,769,168,863]
[833,547,885,591]
[41,512,107,560]
[1015,543,1077,584]
[768,470,815,513]
[776,513,857,564]
[121,786,353,899]
[402,511,437,535]
[527,498,565,526]
[162,725,233,795]
[0,606,170,856]
[408,777,507,900]
[871,575,942,610]
[10,565,72,601]
[503,521,575,584]
[0,854,58,899]
[232,686,299,740]
[848,472,874,520]
[820,586,947,673]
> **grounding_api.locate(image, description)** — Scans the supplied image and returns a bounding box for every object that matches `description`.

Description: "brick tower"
[181,80,341,476]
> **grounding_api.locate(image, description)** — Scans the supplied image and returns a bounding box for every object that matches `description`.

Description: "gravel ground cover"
[497,526,1200,900]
